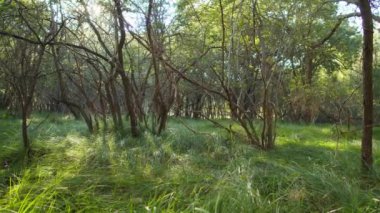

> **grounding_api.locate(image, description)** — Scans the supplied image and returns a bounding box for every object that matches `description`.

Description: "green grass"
[0,112,380,212]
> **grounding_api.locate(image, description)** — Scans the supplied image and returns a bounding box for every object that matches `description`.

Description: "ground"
[0,112,380,212]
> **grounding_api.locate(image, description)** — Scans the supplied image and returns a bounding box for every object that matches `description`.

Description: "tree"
[1,39,45,154]
[0,0,58,155]
[358,0,374,171]
[0,0,376,158]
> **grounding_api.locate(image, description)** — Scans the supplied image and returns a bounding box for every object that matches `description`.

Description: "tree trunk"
[81,111,94,133]
[110,78,124,129]
[21,107,30,155]
[305,51,314,85]
[120,74,140,137]
[105,81,118,128]
[114,0,139,137]
[53,47,81,120]
[193,95,203,119]
[98,86,108,129]
[157,110,168,135]
[358,0,374,171]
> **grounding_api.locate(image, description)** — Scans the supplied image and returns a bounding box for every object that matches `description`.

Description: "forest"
[0,0,380,211]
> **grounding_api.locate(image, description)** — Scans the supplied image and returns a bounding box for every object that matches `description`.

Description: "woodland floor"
[0,112,380,212]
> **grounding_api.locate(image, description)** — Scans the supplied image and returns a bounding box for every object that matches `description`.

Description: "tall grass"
[0,113,379,212]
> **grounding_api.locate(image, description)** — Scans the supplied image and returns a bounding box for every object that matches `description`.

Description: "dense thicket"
[0,0,379,168]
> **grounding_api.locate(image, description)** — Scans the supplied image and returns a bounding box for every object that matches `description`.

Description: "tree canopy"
[0,0,379,166]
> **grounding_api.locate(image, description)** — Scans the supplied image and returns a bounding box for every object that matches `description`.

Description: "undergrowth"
[0,113,379,212]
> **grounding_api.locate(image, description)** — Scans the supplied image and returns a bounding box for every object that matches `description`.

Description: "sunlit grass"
[0,112,380,212]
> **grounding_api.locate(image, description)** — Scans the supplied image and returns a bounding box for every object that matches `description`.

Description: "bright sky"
[337,1,361,28]
[337,1,380,32]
